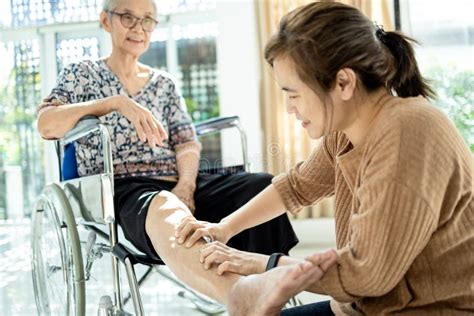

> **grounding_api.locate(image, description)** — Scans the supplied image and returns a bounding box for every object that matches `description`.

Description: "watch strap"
[265,253,285,271]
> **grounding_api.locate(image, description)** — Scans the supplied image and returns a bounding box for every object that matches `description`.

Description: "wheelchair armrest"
[58,115,114,176]
[62,115,101,145]
[195,116,250,171]
[195,115,240,136]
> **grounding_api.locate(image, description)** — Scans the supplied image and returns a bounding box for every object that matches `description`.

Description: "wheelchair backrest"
[62,143,80,181]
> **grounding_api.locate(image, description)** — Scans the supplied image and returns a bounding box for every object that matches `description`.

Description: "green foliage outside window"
[185,97,219,123]
[427,67,474,152]
[0,69,17,219]
[0,67,38,219]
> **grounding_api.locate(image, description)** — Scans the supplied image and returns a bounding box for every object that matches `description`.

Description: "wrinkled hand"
[115,95,168,148]
[199,241,268,276]
[175,217,232,248]
[171,182,196,213]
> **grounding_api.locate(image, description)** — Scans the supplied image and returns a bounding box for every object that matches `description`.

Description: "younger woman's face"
[273,56,357,139]
[273,56,326,139]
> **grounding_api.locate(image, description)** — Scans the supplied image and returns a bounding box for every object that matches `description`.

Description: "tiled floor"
[0,218,335,315]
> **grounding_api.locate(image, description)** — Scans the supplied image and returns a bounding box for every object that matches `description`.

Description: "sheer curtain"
[255,0,393,218]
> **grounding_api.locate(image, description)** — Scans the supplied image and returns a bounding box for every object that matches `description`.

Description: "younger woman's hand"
[199,241,269,276]
[304,249,338,272]
[114,95,168,147]
[175,218,232,248]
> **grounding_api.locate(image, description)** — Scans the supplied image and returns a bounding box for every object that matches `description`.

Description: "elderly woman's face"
[102,0,156,57]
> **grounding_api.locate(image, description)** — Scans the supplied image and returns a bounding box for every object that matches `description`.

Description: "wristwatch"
[265,253,285,271]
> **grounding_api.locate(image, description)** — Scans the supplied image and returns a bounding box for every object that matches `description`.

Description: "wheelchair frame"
[31,115,249,316]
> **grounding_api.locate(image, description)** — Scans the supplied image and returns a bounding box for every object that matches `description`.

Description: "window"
[56,37,100,71]
[400,0,474,151]
[0,40,43,220]
[7,0,102,27]
[140,22,219,122]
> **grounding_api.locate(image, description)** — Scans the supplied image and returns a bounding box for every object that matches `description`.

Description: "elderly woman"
[36,0,298,303]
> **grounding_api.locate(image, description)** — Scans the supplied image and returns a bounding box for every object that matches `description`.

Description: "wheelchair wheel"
[31,183,85,315]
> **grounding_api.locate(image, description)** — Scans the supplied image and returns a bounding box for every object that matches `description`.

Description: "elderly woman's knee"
[247,172,274,190]
[147,191,190,222]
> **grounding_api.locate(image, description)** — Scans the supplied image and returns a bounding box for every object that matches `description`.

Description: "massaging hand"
[199,241,268,275]
[171,181,196,213]
[115,95,168,148]
[175,217,232,248]
[304,249,338,273]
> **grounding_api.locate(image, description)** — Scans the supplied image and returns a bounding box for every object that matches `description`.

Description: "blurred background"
[0,0,472,314]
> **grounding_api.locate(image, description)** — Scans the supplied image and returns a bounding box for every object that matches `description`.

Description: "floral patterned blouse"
[38,59,201,178]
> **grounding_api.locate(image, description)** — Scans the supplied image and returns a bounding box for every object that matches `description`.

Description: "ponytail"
[265,2,436,102]
[376,29,436,99]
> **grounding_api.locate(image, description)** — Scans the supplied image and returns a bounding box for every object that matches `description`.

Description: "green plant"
[0,68,20,165]
[0,68,17,219]
[426,67,474,152]
[185,97,220,123]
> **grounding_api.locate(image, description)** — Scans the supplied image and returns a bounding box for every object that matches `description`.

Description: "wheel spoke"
[31,184,85,316]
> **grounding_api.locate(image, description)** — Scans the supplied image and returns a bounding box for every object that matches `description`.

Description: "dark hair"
[264,2,435,99]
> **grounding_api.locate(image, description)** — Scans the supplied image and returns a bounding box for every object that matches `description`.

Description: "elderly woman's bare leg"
[146,193,336,312]
[145,190,241,304]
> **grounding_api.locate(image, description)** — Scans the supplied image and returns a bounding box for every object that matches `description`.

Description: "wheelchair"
[30,115,250,315]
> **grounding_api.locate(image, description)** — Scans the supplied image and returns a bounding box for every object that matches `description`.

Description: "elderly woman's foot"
[227,250,337,316]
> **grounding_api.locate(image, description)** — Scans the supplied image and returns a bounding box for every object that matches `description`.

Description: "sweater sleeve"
[271,134,339,214]
[311,180,437,301]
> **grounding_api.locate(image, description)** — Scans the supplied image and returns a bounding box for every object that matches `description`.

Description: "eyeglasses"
[108,11,158,32]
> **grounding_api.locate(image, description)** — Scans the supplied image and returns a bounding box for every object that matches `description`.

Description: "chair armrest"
[61,115,101,145]
[195,116,240,136]
[57,115,114,176]
[195,116,250,171]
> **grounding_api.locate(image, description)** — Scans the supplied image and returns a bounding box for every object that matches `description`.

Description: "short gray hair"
[102,0,157,16]
[102,0,116,11]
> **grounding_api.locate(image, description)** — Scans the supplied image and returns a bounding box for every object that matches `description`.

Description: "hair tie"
[375,23,387,42]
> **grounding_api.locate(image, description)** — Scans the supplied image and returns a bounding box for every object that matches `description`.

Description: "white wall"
[216,0,264,172]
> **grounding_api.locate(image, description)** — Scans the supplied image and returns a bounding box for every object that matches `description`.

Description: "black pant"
[114,173,299,258]
[281,300,334,316]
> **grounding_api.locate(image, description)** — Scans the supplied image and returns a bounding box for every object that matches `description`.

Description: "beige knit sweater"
[273,95,474,315]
